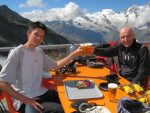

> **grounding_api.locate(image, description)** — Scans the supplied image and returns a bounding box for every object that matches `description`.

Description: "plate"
[99,82,108,91]
[64,80,103,100]
[86,106,111,113]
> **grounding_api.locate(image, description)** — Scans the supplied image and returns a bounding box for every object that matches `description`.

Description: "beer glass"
[80,43,92,56]
[108,83,118,102]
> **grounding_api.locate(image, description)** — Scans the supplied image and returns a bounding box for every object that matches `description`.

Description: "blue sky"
[0,0,150,13]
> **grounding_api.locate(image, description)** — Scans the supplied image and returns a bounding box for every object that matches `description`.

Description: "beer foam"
[80,43,86,47]
[108,83,118,89]
[80,43,92,47]
[86,43,92,46]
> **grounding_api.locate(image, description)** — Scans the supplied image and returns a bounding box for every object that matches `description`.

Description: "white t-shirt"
[0,45,57,110]
[21,48,47,97]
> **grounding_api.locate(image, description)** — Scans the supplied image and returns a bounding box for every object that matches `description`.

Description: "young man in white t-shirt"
[0,21,83,113]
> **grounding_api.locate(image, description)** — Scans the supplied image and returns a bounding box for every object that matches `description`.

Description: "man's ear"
[27,31,31,38]
[27,31,30,35]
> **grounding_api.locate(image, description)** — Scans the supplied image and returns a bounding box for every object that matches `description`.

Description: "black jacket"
[94,40,150,86]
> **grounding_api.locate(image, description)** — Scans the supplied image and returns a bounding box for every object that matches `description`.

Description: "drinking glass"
[80,43,92,56]
[108,83,118,102]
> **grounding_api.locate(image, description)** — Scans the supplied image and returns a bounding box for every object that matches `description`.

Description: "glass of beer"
[108,83,118,102]
[80,43,92,56]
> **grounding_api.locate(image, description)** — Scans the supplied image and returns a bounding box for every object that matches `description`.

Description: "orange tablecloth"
[50,66,134,113]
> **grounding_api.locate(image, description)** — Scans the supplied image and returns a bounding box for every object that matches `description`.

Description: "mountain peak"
[0,5,9,9]
[0,5,30,25]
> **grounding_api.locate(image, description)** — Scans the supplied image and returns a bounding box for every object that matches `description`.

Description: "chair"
[96,41,119,74]
[96,56,118,73]
[0,91,19,113]
[41,78,56,90]
[0,78,56,113]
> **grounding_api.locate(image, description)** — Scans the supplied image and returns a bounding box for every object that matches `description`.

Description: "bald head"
[119,27,135,47]
[120,27,135,36]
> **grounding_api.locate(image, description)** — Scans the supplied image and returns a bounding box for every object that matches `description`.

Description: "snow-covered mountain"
[44,2,150,43]
[45,20,105,43]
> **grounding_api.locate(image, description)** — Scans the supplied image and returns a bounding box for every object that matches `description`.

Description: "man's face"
[27,28,45,47]
[119,28,135,48]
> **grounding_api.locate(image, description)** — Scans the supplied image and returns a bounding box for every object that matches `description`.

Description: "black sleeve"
[133,46,150,85]
[93,45,119,57]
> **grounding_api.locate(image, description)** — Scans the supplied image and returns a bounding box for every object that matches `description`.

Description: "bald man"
[93,27,150,87]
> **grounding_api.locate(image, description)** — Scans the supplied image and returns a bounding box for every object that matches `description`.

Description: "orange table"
[51,66,134,113]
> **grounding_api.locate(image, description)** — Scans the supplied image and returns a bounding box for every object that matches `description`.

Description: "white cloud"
[134,6,150,27]
[21,2,87,22]
[19,0,47,8]
[20,1,150,30]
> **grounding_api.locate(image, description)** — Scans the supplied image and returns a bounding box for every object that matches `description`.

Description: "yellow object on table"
[133,84,144,92]
[138,97,147,103]
[122,85,134,94]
